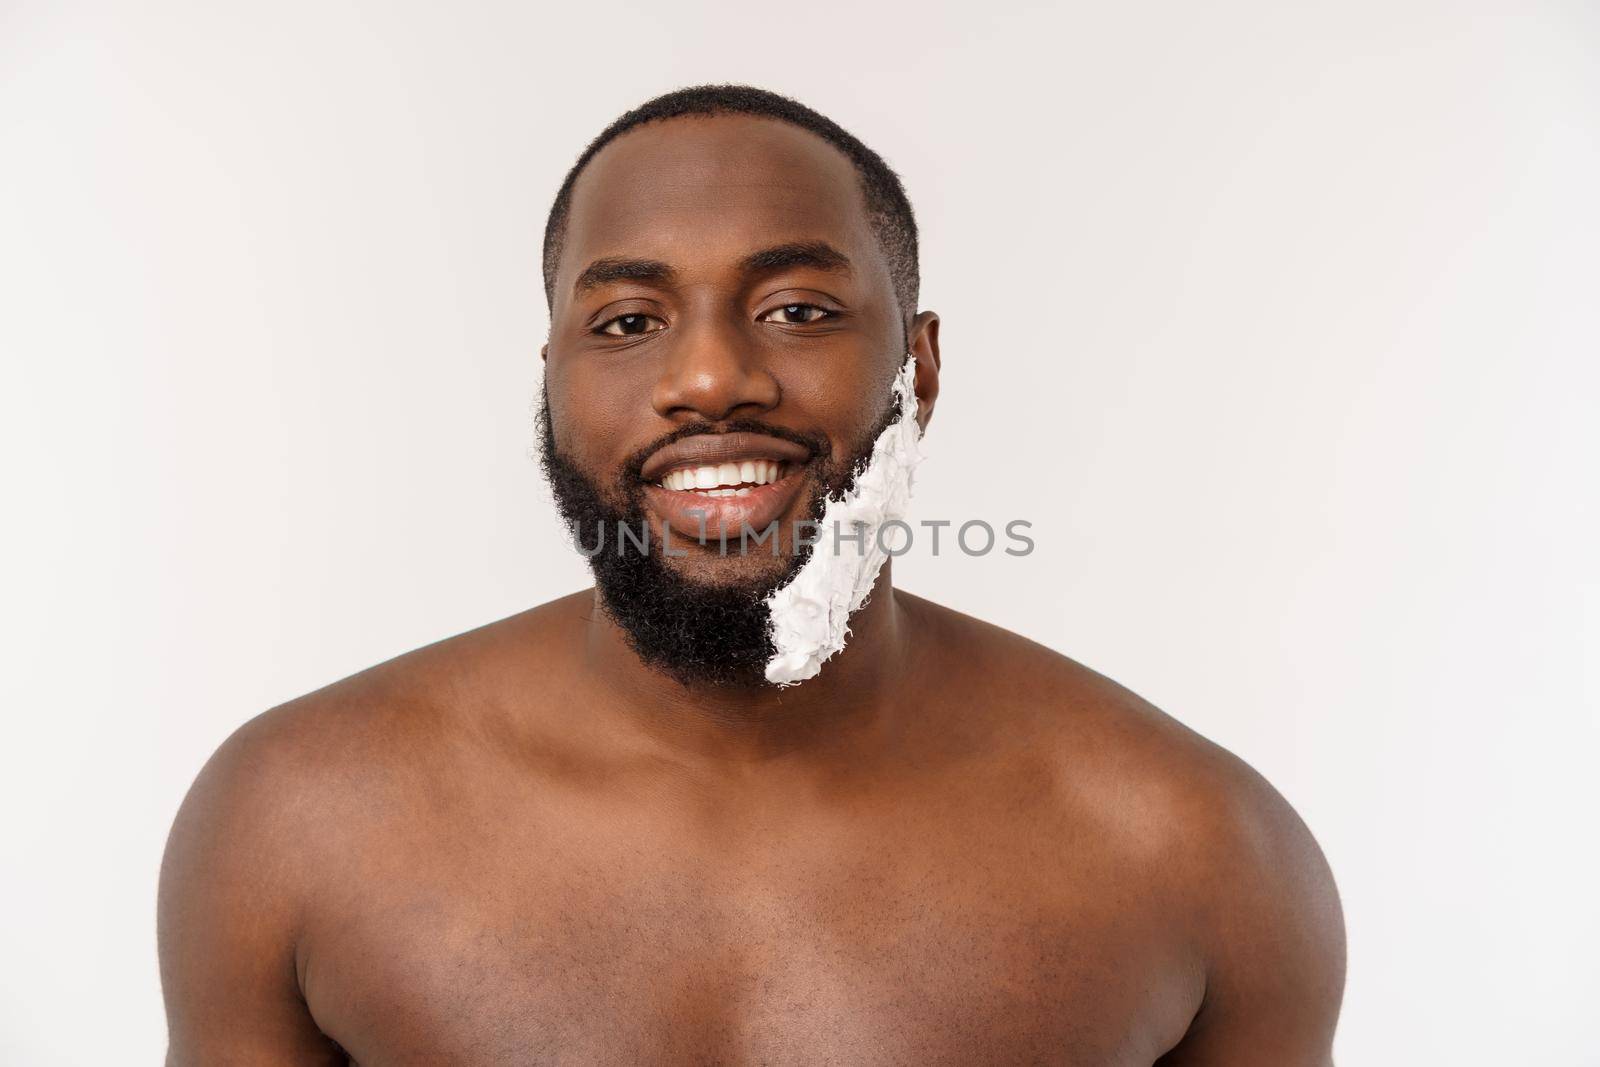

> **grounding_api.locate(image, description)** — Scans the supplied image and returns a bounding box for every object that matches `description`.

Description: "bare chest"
[301,826,1198,1066]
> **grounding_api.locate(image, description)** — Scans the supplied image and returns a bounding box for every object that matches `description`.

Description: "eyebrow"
[572,257,675,296]
[739,241,854,278]
[571,241,853,298]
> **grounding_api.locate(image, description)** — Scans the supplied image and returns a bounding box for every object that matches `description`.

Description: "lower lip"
[642,474,809,545]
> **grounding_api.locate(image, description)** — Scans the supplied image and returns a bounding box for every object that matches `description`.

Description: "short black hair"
[541,84,920,327]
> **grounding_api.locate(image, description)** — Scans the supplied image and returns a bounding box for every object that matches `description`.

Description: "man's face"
[542,114,911,590]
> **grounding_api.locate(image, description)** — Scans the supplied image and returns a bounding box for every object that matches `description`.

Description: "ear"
[540,343,549,364]
[908,310,941,432]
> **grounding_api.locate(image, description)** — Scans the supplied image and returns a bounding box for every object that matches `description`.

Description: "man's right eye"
[595,313,666,337]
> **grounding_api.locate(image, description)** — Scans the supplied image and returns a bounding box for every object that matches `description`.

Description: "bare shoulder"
[158,594,590,1043]
[162,592,589,872]
[907,590,1335,874]
[905,592,1346,1061]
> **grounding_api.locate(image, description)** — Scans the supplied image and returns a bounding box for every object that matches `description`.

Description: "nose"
[650,317,781,423]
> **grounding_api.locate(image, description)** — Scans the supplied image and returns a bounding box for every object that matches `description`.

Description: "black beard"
[536,392,898,688]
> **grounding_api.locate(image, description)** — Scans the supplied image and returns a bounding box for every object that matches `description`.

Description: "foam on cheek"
[763,353,924,686]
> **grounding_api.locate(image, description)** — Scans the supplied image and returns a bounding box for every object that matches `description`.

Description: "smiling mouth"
[656,460,792,497]
[641,458,814,546]
[636,431,818,544]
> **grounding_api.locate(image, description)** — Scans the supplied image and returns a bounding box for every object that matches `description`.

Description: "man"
[159,85,1345,1065]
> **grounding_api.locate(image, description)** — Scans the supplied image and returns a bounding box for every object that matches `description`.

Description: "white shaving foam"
[763,353,924,686]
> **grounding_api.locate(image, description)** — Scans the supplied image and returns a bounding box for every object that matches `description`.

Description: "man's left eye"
[761,304,833,325]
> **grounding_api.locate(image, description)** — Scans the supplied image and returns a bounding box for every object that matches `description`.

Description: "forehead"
[556,114,883,296]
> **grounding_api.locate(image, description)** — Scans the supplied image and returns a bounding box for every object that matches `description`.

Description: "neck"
[580,564,916,766]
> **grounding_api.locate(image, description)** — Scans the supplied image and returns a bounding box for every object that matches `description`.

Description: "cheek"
[545,361,648,469]
[777,361,897,463]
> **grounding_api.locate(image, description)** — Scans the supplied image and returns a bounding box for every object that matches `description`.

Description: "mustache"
[617,419,830,487]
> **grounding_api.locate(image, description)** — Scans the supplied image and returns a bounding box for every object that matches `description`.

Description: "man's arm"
[158,715,346,1065]
[1157,758,1347,1065]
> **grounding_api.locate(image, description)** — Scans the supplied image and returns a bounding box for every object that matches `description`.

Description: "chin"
[658,546,798,592]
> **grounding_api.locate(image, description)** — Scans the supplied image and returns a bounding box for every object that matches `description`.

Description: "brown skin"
[159,115,1345,1065]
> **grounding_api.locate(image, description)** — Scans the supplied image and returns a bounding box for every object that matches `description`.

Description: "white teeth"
[661,459,789,491]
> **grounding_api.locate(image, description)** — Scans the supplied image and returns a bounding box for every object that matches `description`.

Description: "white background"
[3,1,1596,1062]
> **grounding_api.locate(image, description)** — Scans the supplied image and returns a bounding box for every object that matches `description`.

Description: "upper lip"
[639,432,813,482]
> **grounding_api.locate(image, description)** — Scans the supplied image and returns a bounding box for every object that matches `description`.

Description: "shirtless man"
[159,84,1345,1065]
